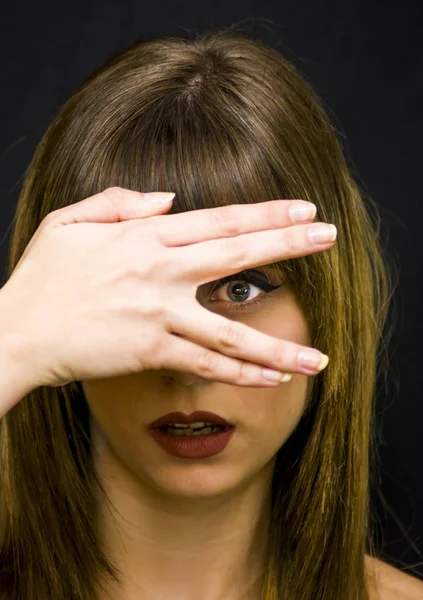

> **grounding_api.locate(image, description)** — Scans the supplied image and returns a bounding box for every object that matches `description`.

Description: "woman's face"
[82,266,311,499]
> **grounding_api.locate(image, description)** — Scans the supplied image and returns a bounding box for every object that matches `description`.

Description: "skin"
[82,267,312,600]
[365,555,423,599]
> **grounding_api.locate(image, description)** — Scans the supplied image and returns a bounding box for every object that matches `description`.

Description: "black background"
[1,0,422,580]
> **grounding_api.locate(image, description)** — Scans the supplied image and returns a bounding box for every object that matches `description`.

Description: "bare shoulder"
[365,554,423,600]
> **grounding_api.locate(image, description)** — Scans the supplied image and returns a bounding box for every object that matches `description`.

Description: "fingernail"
[297,350,329,371]
[144,192,176,203]
[289,202,317,223]
[307,223,337,244]
[262,369,293,383]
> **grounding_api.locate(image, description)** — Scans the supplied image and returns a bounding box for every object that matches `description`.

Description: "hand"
[0,187,335,392]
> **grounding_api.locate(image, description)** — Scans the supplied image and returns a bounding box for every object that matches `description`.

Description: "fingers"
[159,334,292,388]
[44,187,174,228]
[167,303,329,377]
[154,199,317,247]
[173,221,337,284]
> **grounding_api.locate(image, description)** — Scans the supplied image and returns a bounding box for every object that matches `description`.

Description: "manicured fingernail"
[144,192,176,203]
[298,350,329,371]
[262,369,293,383]
[279,373,293,382]
[289,202,317,223]
[307,223,337,244]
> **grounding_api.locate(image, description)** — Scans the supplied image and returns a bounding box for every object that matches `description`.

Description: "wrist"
[0,289,40,418]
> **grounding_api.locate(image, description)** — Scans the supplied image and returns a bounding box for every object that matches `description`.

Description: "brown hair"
[0,27,394,599]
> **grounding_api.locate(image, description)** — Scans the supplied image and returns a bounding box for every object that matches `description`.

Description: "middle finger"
[153,199,317,247]
[173,221,338,284]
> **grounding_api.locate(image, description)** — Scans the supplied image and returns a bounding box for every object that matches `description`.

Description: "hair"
[0,26,395,599]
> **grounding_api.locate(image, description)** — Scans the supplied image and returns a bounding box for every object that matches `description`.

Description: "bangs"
[68,89,298,283]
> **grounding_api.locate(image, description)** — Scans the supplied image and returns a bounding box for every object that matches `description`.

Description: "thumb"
[46,187,175,228]
[11,188,175,270]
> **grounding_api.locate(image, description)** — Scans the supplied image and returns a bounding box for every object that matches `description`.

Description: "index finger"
[154,199,316,247]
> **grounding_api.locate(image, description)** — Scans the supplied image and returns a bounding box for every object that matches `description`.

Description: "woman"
[0,28,421,600]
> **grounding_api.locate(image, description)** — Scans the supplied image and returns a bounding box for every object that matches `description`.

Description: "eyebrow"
[199,263,284,292]
[257,263,285,281]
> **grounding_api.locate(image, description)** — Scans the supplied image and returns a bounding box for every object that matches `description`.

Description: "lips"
[148,411,234,429]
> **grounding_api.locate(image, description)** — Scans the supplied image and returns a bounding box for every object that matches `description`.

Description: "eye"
[208,269,283,311]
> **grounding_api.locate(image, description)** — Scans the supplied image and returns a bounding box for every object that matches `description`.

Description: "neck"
[93,447,275,600]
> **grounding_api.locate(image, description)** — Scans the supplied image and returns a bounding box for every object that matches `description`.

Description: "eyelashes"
[208,269,284,311]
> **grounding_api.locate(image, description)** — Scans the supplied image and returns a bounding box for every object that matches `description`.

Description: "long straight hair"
[0,27,394,599]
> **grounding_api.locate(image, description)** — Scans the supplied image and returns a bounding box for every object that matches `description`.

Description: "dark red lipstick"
[149,411,233,429]
[148,411,235,459]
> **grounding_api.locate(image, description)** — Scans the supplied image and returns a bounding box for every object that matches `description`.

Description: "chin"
[141,461,246,500]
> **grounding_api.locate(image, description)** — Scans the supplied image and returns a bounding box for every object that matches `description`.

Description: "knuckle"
[197,349,217,374]
[219,236,247,270]
[282,227,299,254]
[124,235,164,273]
[134,291,166,319]
[102,186,125,210]
[263,200,281,225]
[272,339,286,368]
[134,333,164,370]
[237,360,248,382]
[212,205,240,237]
[144,331,166,357]
[216,319,241,348]
[41,209,60,228]
[140,302,166,320]
[153,248,175,275]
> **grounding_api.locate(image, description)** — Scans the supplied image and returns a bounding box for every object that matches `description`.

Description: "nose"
[160,373,212,388]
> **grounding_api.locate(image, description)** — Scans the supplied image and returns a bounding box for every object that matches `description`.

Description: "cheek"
[232,372,309,458]
[235,294,311,450]
[81,377,141,447]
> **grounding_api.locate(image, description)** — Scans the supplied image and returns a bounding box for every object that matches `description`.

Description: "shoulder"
[365,553,423,600]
